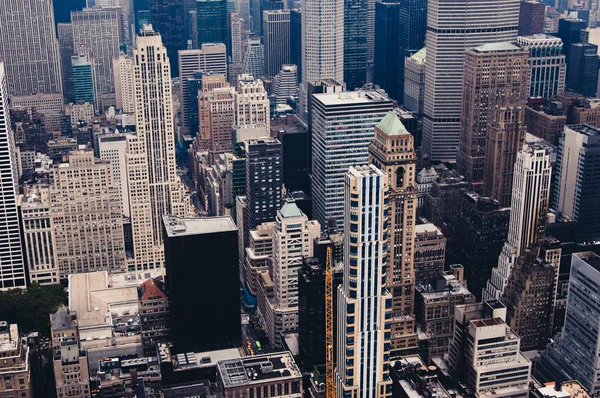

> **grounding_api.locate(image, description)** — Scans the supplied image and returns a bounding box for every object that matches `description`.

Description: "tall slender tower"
[299,0,344,118]
[483,138,553,301]
[58,23,75,102]
[344,0,368,90]
[263,10,290,78]
[0,63,26,289]
[456,43,530,196]
[127,25,190,271]
[149,0,185,76]
[422,0,520,162]
[336,165,392,397]
[369,111,418,354]
[0,0,62,96]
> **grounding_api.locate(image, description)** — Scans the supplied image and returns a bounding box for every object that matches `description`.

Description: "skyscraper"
[127,25,190,271]
[335,165,393,397]
[373,1,400,100]
[263,10,290,78]
[566,42,600,97]
[234,76,270,130]
[0,0,62,96]
[396,0,427,105]
[208,87,236,163]
[457,43,530,195]
[163,215,241,353]
[196,0,228,47]
[273,64,298,104]
[112,54,135,113]
[71,54,96,104]
[554,124,600,244]
[299,0,344,118]
[0,63,26,289]
[243,38,264,78]
[557,18,586,64]
[290,9,302,81]
[483,138,553,301]
[422,0,520,162]
[403,48,426,120]
[311,89,393,226]
[519,0,546,36]
[538,252,600,394]
[517,35,566,99]
[50,150,126,277]
[369,111,419,354]
[149,0,185,76]
[71,7,122,108]
[178,44,227,133]
[227,11,244,83]
[343,0,368,90]
[58,23,75,102]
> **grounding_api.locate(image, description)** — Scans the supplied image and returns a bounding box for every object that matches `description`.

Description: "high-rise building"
[0,0,62,96]
[208,87,236,162]
[335,165,393,397]
[243,38,264,78]
[311,89,393,226]
[149,0,185,76]
[502,240,561,351]
[554,124,600,244]
[227,11,244,83]
[19,185,58,286]
[517,35,566,100]
[290,9,302,83]
[413,223,446,286]
[273,64,298,104]
[456,43,530,196]
[299,0,344,118]
[163,215,241,353]
[178,44,227,133]
[243,138,282,245]
[263,10,290,78]
[566,42,599,97]
[71,7,122,107]
[396,0,427,105]
[127,25,190,271]
[10,93,64,133]
[197,73,230,150]
[99,133,130,217]
[234,76,270,130]
[196,0,228,47]
[557,18,586,64]
[50,306,90,398]
[519,0,546,36]
[451,193,510,301]
[58,23,75,102]
[51,150,125,277]
[257,199,320,347]
[112,54,135,113]
[422,0,520,162]
[538,252,600,394]
[447,301,532,397]
[71,54,96,104]
[373,1,400,100]
[403,48,426,120]
[524,102,567,145]
[0,63,26,289]
[368,111,419,354]
[343,0,368,90]
[138,278,171,356]
[483,138,553,301]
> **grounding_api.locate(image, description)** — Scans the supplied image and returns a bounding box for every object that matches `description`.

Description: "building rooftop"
[376,111,410,136]
[138,279,167,301]
[279,199,304,218]
[517,34,564,45]
[535,381,592,398]
[0,323,18,352]
[566,124,600,137]
[410,47,426,64]
[575,252,600,273]
[50,306,76,332]
[313,89,391,106]
[217,352,301,388]
[474,42,521,52]
[163,215,237,238]
[415,223,443,235]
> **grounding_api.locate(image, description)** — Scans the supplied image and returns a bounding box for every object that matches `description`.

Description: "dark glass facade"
[344,0,368,90]
[150,0,186,76]
[163,218,241,353]
[196,0,227,47]
[290,9,302,83]
[566,43,599,97]
[374,1,400,100]
[397,0,427,105]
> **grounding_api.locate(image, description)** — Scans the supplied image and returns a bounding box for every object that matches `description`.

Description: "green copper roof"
[280,198,303,218]
[376,111,410,136]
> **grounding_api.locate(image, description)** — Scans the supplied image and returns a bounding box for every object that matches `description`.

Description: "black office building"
[290,9,302,81]
[397,0,427,105]
[163,215,241,353]
[274,124,309,193]
[196,0,228,47]
[566,42,599,97]
[557,18,586,64]
[450,193,510,301]
[344,0,368,90]
[374,1,400,100]
[150,0,186,76]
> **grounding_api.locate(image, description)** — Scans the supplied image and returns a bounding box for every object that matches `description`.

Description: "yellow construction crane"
[325,246,336,398]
